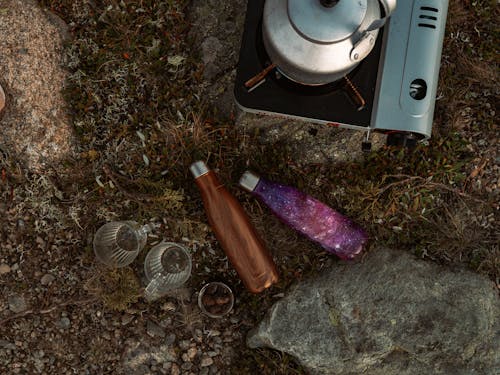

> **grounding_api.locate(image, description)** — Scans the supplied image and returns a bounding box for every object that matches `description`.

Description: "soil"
[0,1,498,374]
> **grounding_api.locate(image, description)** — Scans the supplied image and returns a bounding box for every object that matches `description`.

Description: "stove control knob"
[409,79,427,100]
[320,0,340,7]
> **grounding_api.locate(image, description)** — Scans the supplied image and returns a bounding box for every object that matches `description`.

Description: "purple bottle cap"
[239,171,261,192]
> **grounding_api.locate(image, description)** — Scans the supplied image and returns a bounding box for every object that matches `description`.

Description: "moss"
[329,308,341,327]
[85,267,141,311]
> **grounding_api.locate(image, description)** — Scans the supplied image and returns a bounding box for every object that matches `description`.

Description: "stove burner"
[235,0,450,146]
[235,0,383,129]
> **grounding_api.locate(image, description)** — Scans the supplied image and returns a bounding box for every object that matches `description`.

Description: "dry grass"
[2,0,494,373]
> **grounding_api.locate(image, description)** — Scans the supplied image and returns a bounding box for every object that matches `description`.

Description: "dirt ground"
[0,0,498,374]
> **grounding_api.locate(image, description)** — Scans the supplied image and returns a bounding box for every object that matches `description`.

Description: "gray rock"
[170,362,180,375]
[57,317,71,330]
[201,36,223,65]
[40,273,55,285]
[146,320,166,338]
[181,361,192,370]
[188,0,246,117]
[0,0,76,172]
[247,248,500,375]
[165,333,176,346]
[123,340,177,372]
[0,340,17,351]
[121,313,134,326]
[179,340,190,350]
[236,115,386,165]
[200,356,214,367]
[0,263,11,274]
[8,294,28,313]
[187,347,197,360]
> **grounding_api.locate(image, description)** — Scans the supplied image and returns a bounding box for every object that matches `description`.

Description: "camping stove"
[234,0,449,148]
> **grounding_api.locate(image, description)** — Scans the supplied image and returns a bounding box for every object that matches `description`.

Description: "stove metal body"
[372,0,448,139]
[234,0,449,144]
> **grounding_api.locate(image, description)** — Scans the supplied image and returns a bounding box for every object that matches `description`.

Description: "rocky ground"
[0,0,498,374]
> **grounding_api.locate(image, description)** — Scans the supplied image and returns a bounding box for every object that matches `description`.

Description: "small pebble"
[121,314,134,326]
[179,340,190,350]
[146,320,166,338]
[0,340,17,351]
[40,274,55,286]
[162,362,172,371]
[171,363,180,375]
[58,317,71,330]
[0,264,11,275]
[200,356,214,367]
[181,362,192,370]
[35,236,45,246]
[187,347,197,360]
[159,317,172,328]
[161,301,176,312]
[8,295,28,313]
[165,333,176,346]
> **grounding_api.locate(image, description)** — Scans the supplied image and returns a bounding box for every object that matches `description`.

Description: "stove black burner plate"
[234,0,384,128]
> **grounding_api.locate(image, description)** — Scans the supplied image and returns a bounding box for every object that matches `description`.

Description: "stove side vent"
[418,6,439,29]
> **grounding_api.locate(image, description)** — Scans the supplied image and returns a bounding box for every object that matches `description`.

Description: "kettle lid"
[288,0,368,43]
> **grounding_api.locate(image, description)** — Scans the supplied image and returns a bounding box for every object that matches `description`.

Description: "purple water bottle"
[239,171,368,260]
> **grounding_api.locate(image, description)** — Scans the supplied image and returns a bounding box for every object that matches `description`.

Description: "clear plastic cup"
[93,221,150,267]
[143,242,192,302]
[198,282,234,318]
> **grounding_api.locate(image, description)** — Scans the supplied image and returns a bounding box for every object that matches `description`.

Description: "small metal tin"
[198,282,234,319]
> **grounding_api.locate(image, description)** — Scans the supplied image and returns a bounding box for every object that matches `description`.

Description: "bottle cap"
[239,171,261,192]
[189,161,210,178]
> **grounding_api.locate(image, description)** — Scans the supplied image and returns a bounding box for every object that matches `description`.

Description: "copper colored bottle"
[190,161,279,293]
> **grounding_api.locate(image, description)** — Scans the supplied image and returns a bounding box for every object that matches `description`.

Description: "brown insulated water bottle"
[190,161,279,293]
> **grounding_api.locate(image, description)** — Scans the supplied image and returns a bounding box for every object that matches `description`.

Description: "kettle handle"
[365,0,397,32]
[350,0,397,62]
[379,0,396,17]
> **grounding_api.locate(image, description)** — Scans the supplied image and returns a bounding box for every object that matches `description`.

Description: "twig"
[0,297,98,326]
[380,174,488,203]
[102,164,156,201]
[377,175,422,196]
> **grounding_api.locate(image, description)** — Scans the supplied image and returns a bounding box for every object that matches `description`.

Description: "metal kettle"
[262,0,397,85]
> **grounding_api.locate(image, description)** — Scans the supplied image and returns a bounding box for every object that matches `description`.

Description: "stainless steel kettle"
[262,0,397,85]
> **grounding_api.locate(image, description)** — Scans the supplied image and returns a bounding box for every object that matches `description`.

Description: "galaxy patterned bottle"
[239,171,367,260]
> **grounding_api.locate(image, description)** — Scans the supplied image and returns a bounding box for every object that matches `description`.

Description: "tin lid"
[189,161,210,178]
[239,171,261,192]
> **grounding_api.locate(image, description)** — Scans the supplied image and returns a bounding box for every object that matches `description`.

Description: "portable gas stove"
[234,0,449,148]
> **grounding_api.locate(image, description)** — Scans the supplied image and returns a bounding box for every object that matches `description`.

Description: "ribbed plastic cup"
[143,242,192,302]
[93,221,150,267]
